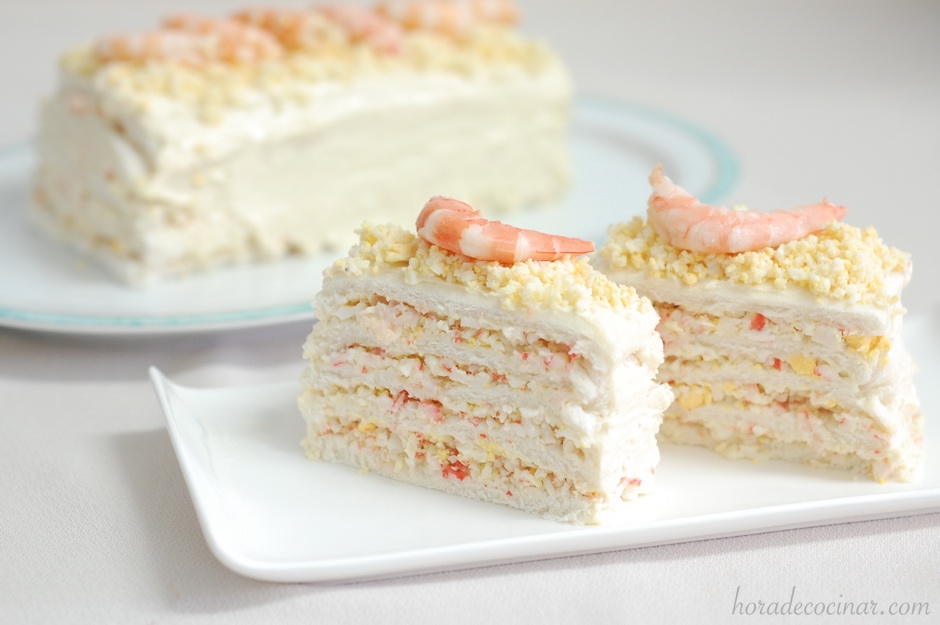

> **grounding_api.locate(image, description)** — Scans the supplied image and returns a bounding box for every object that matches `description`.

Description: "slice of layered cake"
[34,1,571,284]
[596,165,922,482]
[298,197,673,524]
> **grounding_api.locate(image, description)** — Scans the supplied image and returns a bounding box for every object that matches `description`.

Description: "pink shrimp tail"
[646,165,847,254]
[791,200,848,226]
[648,163,698,211]
[416,195,477,230]
[318,5,404,53]
[416,196,593,264]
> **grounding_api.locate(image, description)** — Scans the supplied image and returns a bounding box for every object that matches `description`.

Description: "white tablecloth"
[2,1,938,622]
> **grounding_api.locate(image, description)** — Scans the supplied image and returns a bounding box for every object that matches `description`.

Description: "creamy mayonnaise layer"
[595,264,908,337]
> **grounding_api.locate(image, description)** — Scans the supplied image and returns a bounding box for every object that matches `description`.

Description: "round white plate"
[0,96,738,335]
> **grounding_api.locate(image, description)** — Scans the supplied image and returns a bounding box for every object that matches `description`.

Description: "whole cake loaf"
[34,1,571,284]
[596,165,922,482]
[298,197,673,524]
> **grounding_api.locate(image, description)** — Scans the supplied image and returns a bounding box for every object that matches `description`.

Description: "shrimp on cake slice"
[94,30,206,65]
[377,0,518,37]
[317,5,404,53]
[416,196,594,264]
[96,14,282,65]
[646,164,847,254]
[163,14,283,62]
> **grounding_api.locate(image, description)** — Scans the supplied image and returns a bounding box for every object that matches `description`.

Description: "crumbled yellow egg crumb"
[478,439,506,462]
[599,217,911,306]
[676,384,712,410]
[328,222,651,314]
[788,354,817,376]
[845,335,891,360]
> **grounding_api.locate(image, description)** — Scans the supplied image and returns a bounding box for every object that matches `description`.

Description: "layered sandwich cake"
[34,1,571,284]
[297,197,673,524]
[596,166,922,482]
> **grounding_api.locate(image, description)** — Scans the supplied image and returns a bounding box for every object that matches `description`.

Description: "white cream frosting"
[597,263,908,337]
[34,60,572,283]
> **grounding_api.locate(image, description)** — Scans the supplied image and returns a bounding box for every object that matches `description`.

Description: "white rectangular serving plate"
[151,313,940,583]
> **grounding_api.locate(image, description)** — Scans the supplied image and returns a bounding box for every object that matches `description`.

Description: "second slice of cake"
[298,197,672,524]
[596,166,922,482]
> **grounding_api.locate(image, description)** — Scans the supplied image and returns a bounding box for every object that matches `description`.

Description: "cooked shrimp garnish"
[377,0,518,36]
[232,8,337,51]
[469,0,519,25]
[95,15,282,65]
[95,30,207,65]
[416,196,594,264]
[646,164,847,254]
[317,5,404,53]
[163,14,282,62]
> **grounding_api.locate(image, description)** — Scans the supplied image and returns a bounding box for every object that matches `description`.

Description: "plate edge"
[151,371,940,584]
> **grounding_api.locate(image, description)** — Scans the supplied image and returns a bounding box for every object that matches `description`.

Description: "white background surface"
[1,0,938,622]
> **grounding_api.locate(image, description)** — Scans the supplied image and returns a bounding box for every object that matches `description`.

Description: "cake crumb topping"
[600,217,911,306]
[329,223,649,314]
